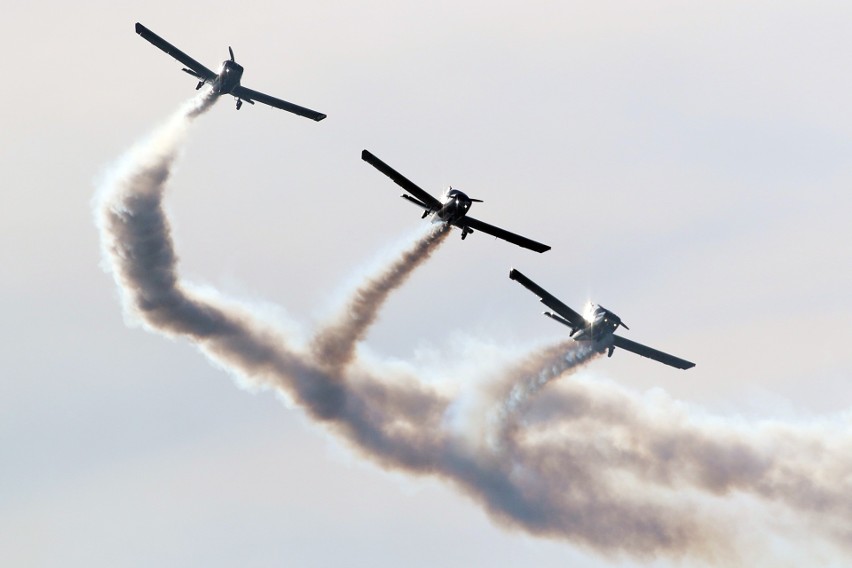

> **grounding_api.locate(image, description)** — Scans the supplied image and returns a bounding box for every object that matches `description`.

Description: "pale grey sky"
[2,1,852,566]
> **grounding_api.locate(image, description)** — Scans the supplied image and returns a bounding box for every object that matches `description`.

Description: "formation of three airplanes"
[135,23,695,371]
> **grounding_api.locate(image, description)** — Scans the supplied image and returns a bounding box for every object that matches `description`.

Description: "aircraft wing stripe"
[135,23,216,81]
[464,217,550,253]
[611,335,695,370]
[361,150,442,209]
[232,86,326,121]
[509,269,585,328]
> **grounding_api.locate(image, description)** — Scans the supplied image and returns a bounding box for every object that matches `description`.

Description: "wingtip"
[314,113,327,122]
[509,268,520,280]
[361,149,371,161]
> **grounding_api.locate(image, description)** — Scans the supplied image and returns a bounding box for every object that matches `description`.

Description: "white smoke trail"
[93,97,852,565]
[310,223,451,371]
[485,340,597,451]
[500,341,597,419]
[95,88,217,332]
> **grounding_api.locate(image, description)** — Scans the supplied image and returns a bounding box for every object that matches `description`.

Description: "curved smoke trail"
[310,222,451,372]
[94,96,852,565]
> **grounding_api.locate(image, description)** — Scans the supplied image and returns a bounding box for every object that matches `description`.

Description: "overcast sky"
[2,1,852,566]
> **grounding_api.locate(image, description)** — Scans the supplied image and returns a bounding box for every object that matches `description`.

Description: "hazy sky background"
[2,1,852,566]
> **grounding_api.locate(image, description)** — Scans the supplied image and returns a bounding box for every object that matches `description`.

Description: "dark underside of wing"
[509,269,585,328]
[361,150,443,210]
[611,335,695,370]
[232,86,326,121]
[135,23,216,81]
[464,217,550,253]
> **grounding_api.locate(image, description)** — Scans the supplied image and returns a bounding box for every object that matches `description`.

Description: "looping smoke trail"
[95,97,852,565]
[95,88,217,334]
[90,95,734,560]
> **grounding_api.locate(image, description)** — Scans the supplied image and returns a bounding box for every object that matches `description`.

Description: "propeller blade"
[469,198,484,203]
[229,46,235,61]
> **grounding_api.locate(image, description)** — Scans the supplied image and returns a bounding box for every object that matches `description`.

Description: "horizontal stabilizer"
[544,311,575,330]
[401,194,430,209]
[181,67,202,79]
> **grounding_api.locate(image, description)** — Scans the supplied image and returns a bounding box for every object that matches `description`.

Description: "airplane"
[361,150,550,253]
[135,23,326,121]
[509,268,695,369]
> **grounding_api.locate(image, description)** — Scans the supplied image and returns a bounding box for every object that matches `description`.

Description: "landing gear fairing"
[135,23,326,121]
[361,150,550,253]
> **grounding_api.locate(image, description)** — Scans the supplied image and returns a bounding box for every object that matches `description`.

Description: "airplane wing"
[361,150,443,210]
[232,86,326,121]
[464,217,550,253]
[509,269,585,328]
[611,335,695,370]
[135,23,216,81]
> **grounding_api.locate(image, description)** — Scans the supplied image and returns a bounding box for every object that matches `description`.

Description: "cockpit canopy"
[584,303,624,334]
[446,188,469,200]
[445,188,472,213]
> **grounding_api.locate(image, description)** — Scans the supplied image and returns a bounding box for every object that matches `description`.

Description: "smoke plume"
[310,223,450,371]
[94,96,852,565]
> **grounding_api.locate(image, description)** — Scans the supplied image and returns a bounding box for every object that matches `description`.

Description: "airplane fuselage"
[211,59,244,95]
[434,189,473,224]
[542,303,624,356]
[570,305,621,341]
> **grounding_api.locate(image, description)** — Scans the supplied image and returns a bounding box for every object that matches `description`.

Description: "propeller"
[229,46,235,61]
